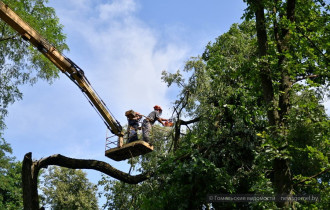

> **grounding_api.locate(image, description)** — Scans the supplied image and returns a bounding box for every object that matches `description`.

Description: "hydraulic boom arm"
[0,1,124,143]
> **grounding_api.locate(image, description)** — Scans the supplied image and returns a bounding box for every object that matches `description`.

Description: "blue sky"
[3,0,329,207]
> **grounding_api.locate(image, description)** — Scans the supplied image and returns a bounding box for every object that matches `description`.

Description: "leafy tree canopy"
[0,138,22,209]
[0,0,69,131]
[40,166,98,210]
[100,0,329,206]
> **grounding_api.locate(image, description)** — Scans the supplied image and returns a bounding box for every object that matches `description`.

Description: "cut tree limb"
[34,153,151,184]
[22,152,151,209]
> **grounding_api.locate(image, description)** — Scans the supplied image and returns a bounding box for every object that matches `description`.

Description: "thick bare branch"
[34,153,151,184]
[22,152,152,209]
[179,117,200,126]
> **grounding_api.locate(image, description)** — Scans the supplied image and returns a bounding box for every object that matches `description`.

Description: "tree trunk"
[251,0,294,208]
[273,157,293,194]
[173,120,181,151]
[254,0,279,126]
[22,153,39,210]
[274,1,296,207]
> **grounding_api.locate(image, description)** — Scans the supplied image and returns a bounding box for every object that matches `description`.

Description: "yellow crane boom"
[0,1,124,145]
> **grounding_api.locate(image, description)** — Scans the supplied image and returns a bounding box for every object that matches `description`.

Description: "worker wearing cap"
[125,110,142,143]
[142,105,168,143]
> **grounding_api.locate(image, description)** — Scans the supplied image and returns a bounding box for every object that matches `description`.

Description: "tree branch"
[293,74,319,83]
[34,153,151,184]
[296,26,329,64]
[178,117,200,125]
[294,168,329,185]
[22,152,152,208]
[0,35,18,41]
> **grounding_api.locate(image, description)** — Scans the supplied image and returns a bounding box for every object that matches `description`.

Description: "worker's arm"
[157,118,168,126]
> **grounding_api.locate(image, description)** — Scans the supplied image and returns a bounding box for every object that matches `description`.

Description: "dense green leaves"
[0,138,22,209]
[0,0,69,132]
[0,0,328,209]
[101,1,329,207]
[0,1,71,208]
[40,166,98,210]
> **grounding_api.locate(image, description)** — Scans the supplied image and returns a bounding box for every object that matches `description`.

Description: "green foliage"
[286,90,330,209]
[40,166,98,210]
[157,22,276,209]
[99,1,329,209]
[0,1,70,209]
[243,1,329,208]
[0,0,69,131]
[244,0,330,89]
[101,13,330,209]
[0,138,22,209]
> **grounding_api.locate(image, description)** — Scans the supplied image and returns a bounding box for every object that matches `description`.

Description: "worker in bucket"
[142,105,168,144]
[125,110,142,143]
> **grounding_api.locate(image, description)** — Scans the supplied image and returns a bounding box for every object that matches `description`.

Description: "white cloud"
[2,0,188,160]
[54,0,188,120]
[98,0,137,20]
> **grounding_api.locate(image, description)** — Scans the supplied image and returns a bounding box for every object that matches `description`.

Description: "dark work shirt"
[147,110,160,125]
[128,119,139,129]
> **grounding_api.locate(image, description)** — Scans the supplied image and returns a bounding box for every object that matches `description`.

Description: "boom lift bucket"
[105,139,153,161]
